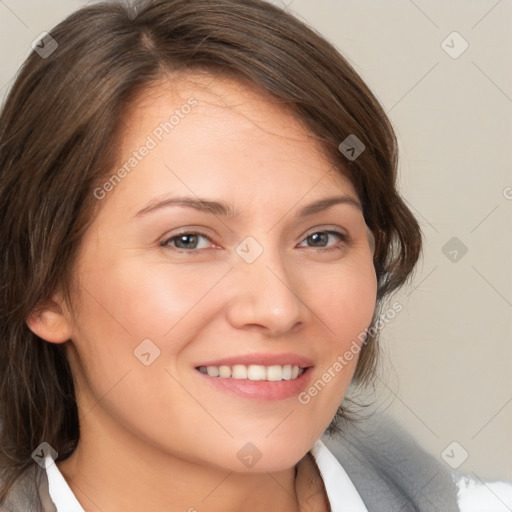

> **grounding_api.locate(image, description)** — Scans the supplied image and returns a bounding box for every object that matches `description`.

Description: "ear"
[26,293,73,344]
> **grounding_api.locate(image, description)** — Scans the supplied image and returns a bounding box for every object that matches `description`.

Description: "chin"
[210,435,316,474]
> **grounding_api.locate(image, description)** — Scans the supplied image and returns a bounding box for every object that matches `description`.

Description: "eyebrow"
[133,194,362,219]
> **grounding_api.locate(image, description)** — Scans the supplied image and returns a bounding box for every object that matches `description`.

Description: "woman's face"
[64,74,377,473]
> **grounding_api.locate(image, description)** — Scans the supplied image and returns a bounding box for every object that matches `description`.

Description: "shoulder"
[321,412,461,511]
[0,464,56,512]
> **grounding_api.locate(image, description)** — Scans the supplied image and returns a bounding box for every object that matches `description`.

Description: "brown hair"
[0,0,422,501]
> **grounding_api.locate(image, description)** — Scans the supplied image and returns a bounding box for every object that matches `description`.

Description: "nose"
[225,244,306,337]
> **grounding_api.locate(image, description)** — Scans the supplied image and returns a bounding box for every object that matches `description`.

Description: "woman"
[0,0,488,510]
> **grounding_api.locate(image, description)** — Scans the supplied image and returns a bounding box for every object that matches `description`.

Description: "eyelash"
[160,229,349,255]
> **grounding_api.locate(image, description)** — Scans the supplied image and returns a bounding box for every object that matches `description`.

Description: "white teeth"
[232,364,247,379]
[197,364,306,381]
[206,366,219,377]
[282,365,292,380]
[218,365,231,378]
[247,365,266,380]
[267,365,283,381]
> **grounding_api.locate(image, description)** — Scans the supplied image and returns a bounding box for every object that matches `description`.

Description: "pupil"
[177,234,197,249]
[310,232,327,246]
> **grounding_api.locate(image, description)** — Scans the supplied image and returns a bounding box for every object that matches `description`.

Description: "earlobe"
[26,296,73,344]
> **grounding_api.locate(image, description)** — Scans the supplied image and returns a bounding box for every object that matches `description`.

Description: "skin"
[27,73,377,512]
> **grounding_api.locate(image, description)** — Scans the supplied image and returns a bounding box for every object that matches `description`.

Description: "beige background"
[1,0,511,483]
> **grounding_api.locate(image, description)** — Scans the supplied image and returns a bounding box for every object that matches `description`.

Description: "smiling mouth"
[195,364,307,381]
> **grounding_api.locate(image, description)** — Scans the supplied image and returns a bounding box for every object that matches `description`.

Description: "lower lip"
[195,367,314,401]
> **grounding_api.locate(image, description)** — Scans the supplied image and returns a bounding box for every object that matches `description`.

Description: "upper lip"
[195,352,314,368]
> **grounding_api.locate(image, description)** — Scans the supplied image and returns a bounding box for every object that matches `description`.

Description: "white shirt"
[44,441,512,512]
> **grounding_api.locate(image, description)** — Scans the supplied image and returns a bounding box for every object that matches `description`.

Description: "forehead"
[103,72,358,215]
[121,73,320,155]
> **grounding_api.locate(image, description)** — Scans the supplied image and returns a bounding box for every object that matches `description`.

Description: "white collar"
[311,439,369,511]
[45,440,368,512]
[45,455,84,512]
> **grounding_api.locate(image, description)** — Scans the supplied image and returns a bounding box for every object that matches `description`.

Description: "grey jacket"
[0,413,460,511]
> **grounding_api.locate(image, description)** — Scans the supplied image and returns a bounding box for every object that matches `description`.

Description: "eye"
[160,231,213,254]
[298,230,348,252]
[160,229,348,255]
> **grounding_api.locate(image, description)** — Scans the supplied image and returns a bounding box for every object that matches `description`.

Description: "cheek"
[68,261,214,437]
[68,259,235,407]
[311,258,377,343]
[295,259,377,413]
[77,258,230,340]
